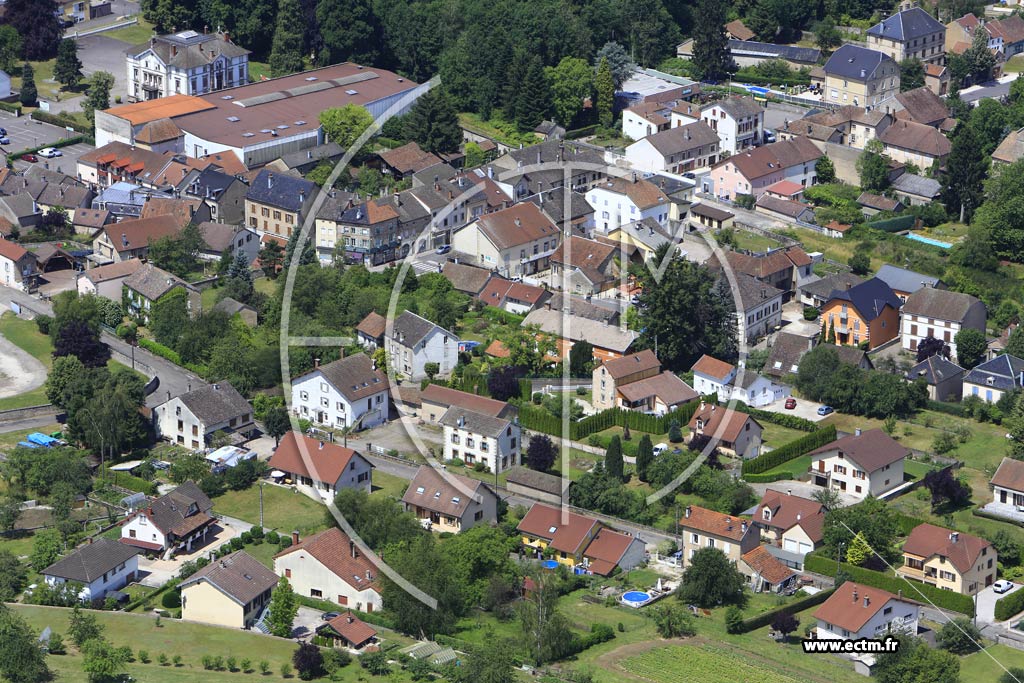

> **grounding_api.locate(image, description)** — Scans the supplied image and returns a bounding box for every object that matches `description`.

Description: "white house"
[291,353,389,430]
[120,481,215,556]
[962,354,1024,403]
[76,259,143,300]
[42,539,140,603]
[624,121,720,175]
[690,354,737,399]
[900,287,986,360]
[731,373,790,408]
[385,310,460,380]
[125,30,250,101]
[671,97,765,155]
[274,528,383,612]
[152,382,254,451]
[621,101,672,141]
[440,407,521,474]
[808,429,908,500]
[0,238,37,292]
[268,432,373,498]
[450,202,561,278]
[586,176,672,233]
[814,582,920,652]
[988,457,1024,514]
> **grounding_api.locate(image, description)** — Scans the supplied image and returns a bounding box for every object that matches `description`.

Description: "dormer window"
[762,508,771,520]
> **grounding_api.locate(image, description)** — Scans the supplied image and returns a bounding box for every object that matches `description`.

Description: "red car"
[784,398,797,409]
[20,153,38,163]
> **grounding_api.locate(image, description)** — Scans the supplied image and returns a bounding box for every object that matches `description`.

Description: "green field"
[725,230,783,254]
[961,644,1024,681]
[622,645,804,683]
[212,484,328,535]
[102,19,157,46]
[0,312,53,409]
[371,470,409,499]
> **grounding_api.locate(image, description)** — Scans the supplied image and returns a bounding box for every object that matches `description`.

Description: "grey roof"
[875,264,941,294]
[526,187,595,225]
[389,310,456,346]
[401,465,496,517]
[123,262,191,301]
[836,346,873,369]
[610,217,674,251]
[727,40,821,64]
[800,272,865,300]
[545,293,619,323]
[908,355,964,385]
[867,7,944,41]
[731,271,784,312]
[506,465,565,496]
[439,406,512,438]
[902,287,982,322]
[175,382,251,425]
[43,539,139,583]
[0,193,41,219]
[823,45,896,81]
[127,31,250,69]
[179,550,278,606]
[315,353,388,401]
[764,332,813,377]
[504,139,605,168]
[890,173,941,199]
[180,167,240,199]
[827,277,901,322]
[522,308,637,352]
[196,221,245,252]
[246,169,316,213]
[277,142,344,169]
[715,97,765,120]
[143,481,215,536]
[963,354,1024,392]
[441,262,493,295]
[211,296,256,317]
[641,121,719,156]
[755,195,813,219]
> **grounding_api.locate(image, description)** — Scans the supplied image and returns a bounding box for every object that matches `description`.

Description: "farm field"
[622,644,804,683]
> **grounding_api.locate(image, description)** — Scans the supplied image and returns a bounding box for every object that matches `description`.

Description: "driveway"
[751,481,860,508]
[757,396,829,424]
[12,142,94,175]
[292,606,326,640]
[0,328,47,399]
[348,415,443,458]
[36,269,79,298]
[74,34,134,102]
[977,583,1023,625]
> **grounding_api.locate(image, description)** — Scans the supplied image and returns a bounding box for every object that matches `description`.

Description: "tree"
[822,496,899,563]
[4,0,61,60]
[359,650,390,675]
[857,139,889,192]
[546,57,593,128]
[899,58,925,92]
[266,577,298,638]
[0,605,51,683]
[595,42,635,90]
[916,336,950,362]
[936,617,982,655]
[814,17,843,53]
[405,89,461,154]
[816,155,836,184]
[605,435,624,481]
[518,572,576,665]
[0,550,26,602]
[487,365,523,402]
[292,642,324,681]
[746,0,814,43]
[516,56,551,131]
[328,488,421,551]
[54,39,84,90]
[668,419,683,443]
[845,531,872,566]
[258,239,284,277]
[264,406,290,446]
[595,57,614,128]
[942,123,988,223]
[463,634,516,683]
[691,0,734,81]
[46,354,86,409]
[874,634,959,683]
[82,637,128,683]
[848,244,871,276]
[268,0,304,77]
[314,0,379,66]
[636,435,654,482]
[0,496,19,532]
[68,605,103,648]
[19,63,36,107]
[923,467,971,510]
[464,141,486,168]
[770,611,799,642]
[568,340,594,377]
[380,535,464,638]
[0,26,23,73]
[677,547,746,608]
[652,602,697,638]
[320,104,374,149]
[525,434,557,472]
[30,528,62,571]
[150,289,190,350]
[82,71,115,128]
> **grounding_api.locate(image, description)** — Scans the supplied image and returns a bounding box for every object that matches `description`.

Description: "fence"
[70,17,138,38]
[0,403,60,424]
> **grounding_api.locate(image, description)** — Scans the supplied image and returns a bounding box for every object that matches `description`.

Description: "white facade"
[692,368,736,399]
[624,136,719,175]
[386,326,459,380]
[815,599,919,641]
[44,556,139,602]
[274,550,382,612]
[741,291,784,342]
[152,394,252,451]
[291,370,388,430]
[586,186,670,234]
[126,32,249,101]
[622,110,665,141]
[121,513,168,550]
[732,375,789,407]
[671,103,764,155]
[809,451,904,500]
[443,420,521,473]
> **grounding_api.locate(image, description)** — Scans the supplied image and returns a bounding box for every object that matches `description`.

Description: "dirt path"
[0,331,46,399]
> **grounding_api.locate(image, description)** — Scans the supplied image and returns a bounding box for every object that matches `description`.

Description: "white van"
[653,443,669,457]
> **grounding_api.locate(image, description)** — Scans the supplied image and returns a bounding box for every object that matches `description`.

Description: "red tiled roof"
[322,612,377,646]
[0,237,29,262]
[268,432,365,486]
[583,527,638,576]
[420,384,511,418]
[119,537,164,551]
[680,505,752,542]
[992,457,1024,493]
[517,503,600,555]
[356,311,386,339]
[757,491,826,544]
[688,404,761,443]
[902,523,991,575]
[690,354,736,381]
[742,546,796,585]
[814,582,919,633]
[601,349,661,380]
[274,527,380,592]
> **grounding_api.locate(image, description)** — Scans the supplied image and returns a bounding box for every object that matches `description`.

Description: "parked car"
[994,580,1015,594]
[653,443,669,456]
[816,405,834,416]
[0,137,10,145]
[0,127,8,136]
[784,398,797,410]
[321,611,340,621]
[38,148,62,158]
[436,244,451,255]
[20,153,38,163]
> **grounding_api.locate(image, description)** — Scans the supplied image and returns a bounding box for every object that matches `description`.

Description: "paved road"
[0,413,61,434]
[960,80,1011,105]
[977,583,1022,625]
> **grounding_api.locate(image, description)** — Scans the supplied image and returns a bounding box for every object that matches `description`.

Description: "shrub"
[47,632,65,655]
[35,315,53,335]
[281,662,293,677]
[158,653,169,666]
[996,586,1024,621]
[250,526,265,540]
[161,589,182,609]
[213,655,225,671]
[724,606,744,634]
[241,658,252,673]
[172,654,181,667]
[802,306,819,321]
[202,655,215,670]
[227,656,238,672]
[139,339,182,365]
[742,425,837,475]
[266,531,280,545]
[259,661,271,674]
[138,650,150,664]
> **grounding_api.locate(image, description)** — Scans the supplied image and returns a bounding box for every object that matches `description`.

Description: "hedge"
[139,338,182,365]
[803,555,974,615]
[30,110,91,134]
[865,215,916,233]
[893,512,930,536]
[733,588,835,633]
[926,400,967,418]
[0,101,21,114]
[730,403,818,432]
[743,470,800,483]
[742,424,837,475]
[519,400,706,441]
[995,586,1024,621]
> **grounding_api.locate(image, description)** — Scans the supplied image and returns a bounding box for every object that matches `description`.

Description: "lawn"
[915,222,968,243]
[761,422,807,449]
[622,644,805,683]
[1005,55,1024,73]
[0,529,38,558]
[0,312,53,410]
[12,59,59,101]
[102,19,157,45]
[962,644,1024,680]
[241,538,283,570]
[212,484,328,535]
[201,286,220,310]
[371,470,409,499]
[248,61,272,82]
[724,229,782,253]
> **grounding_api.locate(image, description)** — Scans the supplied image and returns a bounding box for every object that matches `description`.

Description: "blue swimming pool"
[542,560,559,570]
[622,591,650,602]
[906,234,952,249]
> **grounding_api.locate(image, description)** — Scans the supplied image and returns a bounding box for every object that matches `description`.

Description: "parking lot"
[0,116,94,175]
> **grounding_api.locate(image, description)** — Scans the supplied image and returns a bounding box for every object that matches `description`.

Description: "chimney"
[863,597,869,608]
[855,428,862,436]
[852,588,858,602]
[787,489,792,496]
[741,521,748,533]
[514,217,521,227]
[796,513,801,521]
[224,32,230,43]
[319,441,325,449]
[366,569,371,580]
[314,357,320,368]
[267,173,274,189]
[684,506,691,519]
[487,166,493,179]
[950,532,959,543]
[350,539,356,558]
[291,531,299,545]
[393,192,400,206]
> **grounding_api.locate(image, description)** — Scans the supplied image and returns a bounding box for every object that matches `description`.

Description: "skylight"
[226,116,240,122]
[345,89,358,95]
[548,526,558,533]
[415,486,425,494]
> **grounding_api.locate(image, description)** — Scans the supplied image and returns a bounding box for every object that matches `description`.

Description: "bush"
[158,653,169,666]
[742,425,837,475]
[996,586,1024,621]
[724,606,744,634]
[266,531,280,545]
[161,589,181,609]
[139,339,182,365]
[733,589,835,633]
[731,403,818,431]
[0,101,22,114]
[30,110,91,134]
[35,315,53,335]
[138,650,150,664]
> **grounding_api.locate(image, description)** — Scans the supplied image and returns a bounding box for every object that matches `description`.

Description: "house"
[740,546,798,594]
[0,238,38,291]
[123,262,200,324]
[820,277,902,350]
[622,101,673,141]
[874,264,943,302]
[900,287,985,359]
[477,277,551,314]
[814,582,921,656]
[180,167,248,225]
[856,192,904,216]
[765,331,873,379]
[616,69,700,107]
[962,354,1024,403]
[670,97,764,156]
[624,122,720,175]
[549,236,618,295]
[268,432,373,498]
[808,429,909,500]
[195,221,260,263]
[866,5,946,65]
[890,172,943,206]
[993,127,1024,165]
[719,246,813,301]
[125,30,250,101]
[688,403,763,458]
[211,297,257,326]
[726,19,755,40]
[505,466,567,506]
[401,465,499,533]
[90,182,154,220]
[679,504,758,565]
[518,503,601,568]
[592,349,697,414]
[290,353,389,430]
[321,197,406,267]
[822,221,853,239]
[274,528,382,614]
[180,550,277,629]
[92,214,183,263]
[582,527,648,577]
[605,217,677,261]
[77,259,142,299]
[777,106,892,150]
[316,612,378,650]
[690,354,737,399]
[586,176,672,233]
[988,457,1024,516]
[520,308,638,363]
[527,187,595,231]
[377,142,443,181]
[120,481,215,556]
[492,139,607,200]
[268,142,344,174]
[274,528,383,612]
[897,524,995,594]
[420,384,515,425]
[893,87,953,129]
[818,45,899,109]
[753,490,826,564]
[450,202,560,278]
[731,372,790,408]
[440,262,493,296]
[878,119,951,168]
[385,310,460,380]
[73,207,113,235]
[945,13,1008,61]
[42,539,139,603]
[906,355,964,402]
[152,382,254,450]
[709,137,822,201]
[245,170,316,239]
[731,272,785,342]
[755,195,815,223]
[439,406,520,473]
[355,311,386,349]
[924,62,950,96]
[141,195,212,226]
[687,203,734,232]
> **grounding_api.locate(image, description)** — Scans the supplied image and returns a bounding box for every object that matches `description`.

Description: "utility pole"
[259,481,264,529]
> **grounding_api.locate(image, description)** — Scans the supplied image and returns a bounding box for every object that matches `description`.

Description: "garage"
[784,538,813,554]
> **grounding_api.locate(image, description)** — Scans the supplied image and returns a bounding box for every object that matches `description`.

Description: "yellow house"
[820,45,900,109]
[180,550,279,629]
[517,503,601,567]
[897,524,996,595]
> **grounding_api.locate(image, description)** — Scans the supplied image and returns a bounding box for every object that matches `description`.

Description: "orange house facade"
[819,278,901,350]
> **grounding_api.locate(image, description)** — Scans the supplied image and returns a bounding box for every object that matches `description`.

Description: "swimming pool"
[621,591,653,608]
[542,559,559,570]
[906,233,952,249]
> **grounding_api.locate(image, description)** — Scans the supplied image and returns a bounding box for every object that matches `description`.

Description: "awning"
[119,537,163,551]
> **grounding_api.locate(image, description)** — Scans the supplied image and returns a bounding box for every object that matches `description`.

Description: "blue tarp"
[26,432,59,447]
[18,441,40,449]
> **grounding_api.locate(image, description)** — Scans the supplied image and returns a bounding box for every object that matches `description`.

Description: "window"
[310,589,323,598]
[284,568,291,578]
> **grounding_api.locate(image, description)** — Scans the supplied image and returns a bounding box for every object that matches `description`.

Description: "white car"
[38,148,62,158]
[994,580,1015,594]
[653,443,669,457]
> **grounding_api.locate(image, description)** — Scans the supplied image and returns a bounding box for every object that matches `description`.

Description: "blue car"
[817,405,834,416]
[436,245,452,255]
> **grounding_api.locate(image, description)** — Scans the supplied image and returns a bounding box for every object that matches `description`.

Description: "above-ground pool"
[621,591,653,608]
[542,559,559,570]
[906,233,952,249]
